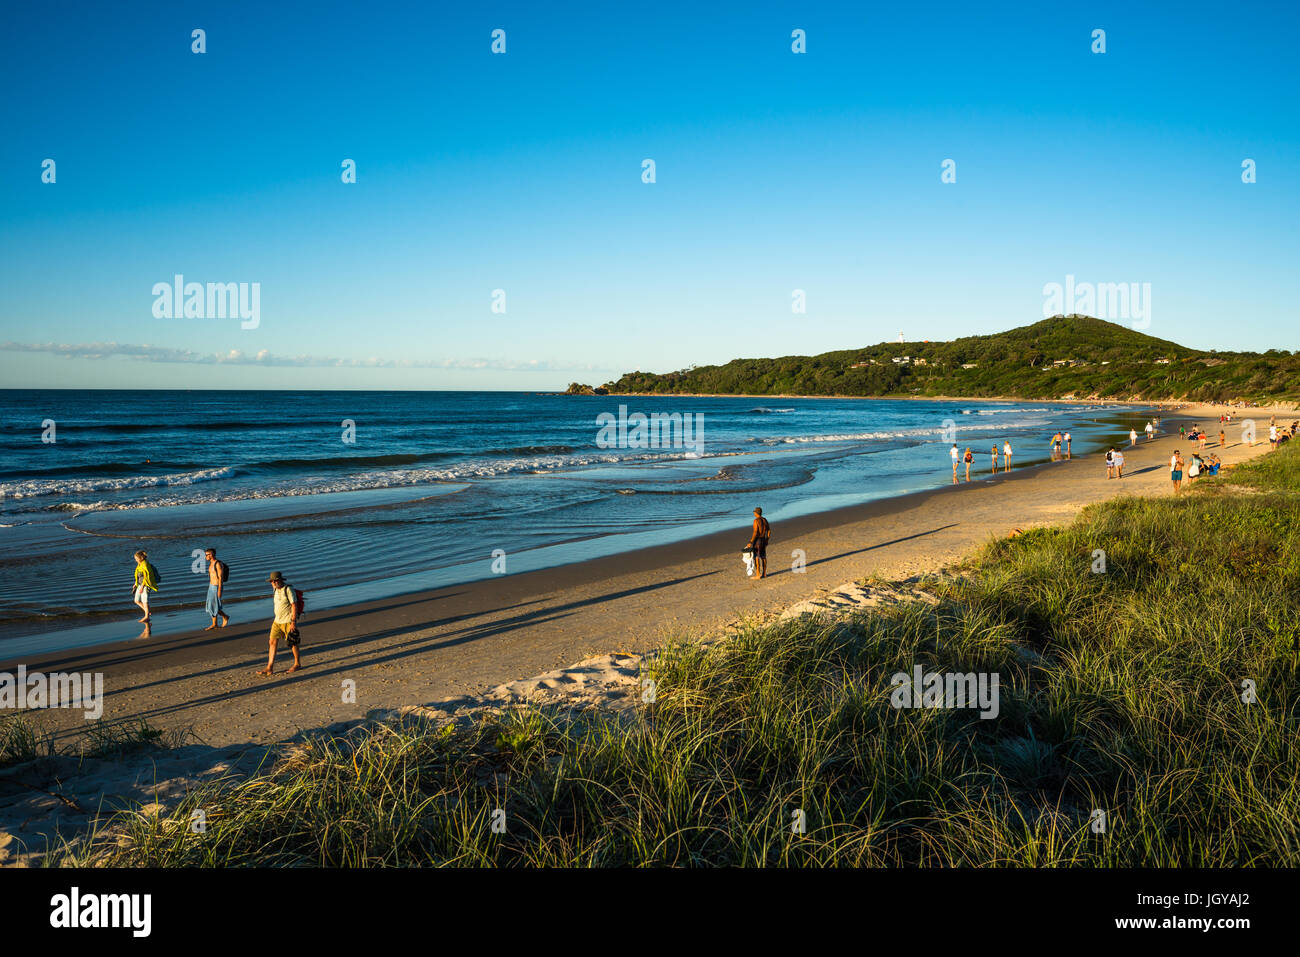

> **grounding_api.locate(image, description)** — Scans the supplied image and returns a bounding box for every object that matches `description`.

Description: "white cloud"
[0,341,613,373]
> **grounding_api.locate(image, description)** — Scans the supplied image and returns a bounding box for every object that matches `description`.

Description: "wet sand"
[5,403,1290,750]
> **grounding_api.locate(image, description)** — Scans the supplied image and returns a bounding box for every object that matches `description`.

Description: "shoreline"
[2,401,1294,865]
[5,401,1286,751]
[1,395,1159,656]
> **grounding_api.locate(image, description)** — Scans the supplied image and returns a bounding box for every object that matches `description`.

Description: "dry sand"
[2,402,1293,864]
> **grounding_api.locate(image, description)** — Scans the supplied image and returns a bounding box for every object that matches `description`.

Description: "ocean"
[0,390,1152,655]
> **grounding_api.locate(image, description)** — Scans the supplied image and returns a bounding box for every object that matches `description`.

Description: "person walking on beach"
[1003,440,1013,471]
[1219,428,1226,448]
[1269,423,1278,450]
[950,443,960,482]
[1113,447,1125,479]
[746,507,771,580]
[1105,448,1115,479]
[991,444,999,474]
[1170,450,1184,493]
[963,447,973,482]
[1064,431,1072,458]
[132,550,160,623]
[204,547,229,630]
[258,571,302,676]
[1051,431,1062,461]
[1129,428,1138,447]
[1145,421,1155,441]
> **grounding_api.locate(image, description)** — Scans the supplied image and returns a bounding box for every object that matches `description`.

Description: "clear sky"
[2,0,1297,390]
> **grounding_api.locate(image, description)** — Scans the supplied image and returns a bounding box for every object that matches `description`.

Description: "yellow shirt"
[133,561,159,591]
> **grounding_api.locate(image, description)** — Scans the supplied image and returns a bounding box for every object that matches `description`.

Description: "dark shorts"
[752,539,768,560]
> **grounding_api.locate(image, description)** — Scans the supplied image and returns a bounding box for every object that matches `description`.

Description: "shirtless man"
[746,507,771,580]
[204,547,229,630]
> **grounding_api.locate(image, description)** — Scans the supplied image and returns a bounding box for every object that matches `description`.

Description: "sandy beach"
[2,401,1294,863]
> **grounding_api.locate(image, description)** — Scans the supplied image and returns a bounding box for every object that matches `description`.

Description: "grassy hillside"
[599,316,1299,403]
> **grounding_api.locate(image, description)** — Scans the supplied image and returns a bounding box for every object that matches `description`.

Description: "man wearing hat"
[258,571,302,676]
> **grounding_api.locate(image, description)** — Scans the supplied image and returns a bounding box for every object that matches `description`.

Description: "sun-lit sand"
[2,401,1294,864]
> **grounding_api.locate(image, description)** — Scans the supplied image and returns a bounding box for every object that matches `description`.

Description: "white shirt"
[1004,443,1012,454]
[951,446,959,461]
[1113,452,1124,467]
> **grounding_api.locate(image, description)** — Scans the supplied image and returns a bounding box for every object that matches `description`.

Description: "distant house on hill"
[1155,357,1171,364]
[961,362,978,369]
[892,356,911,365]
[913,357,928,366]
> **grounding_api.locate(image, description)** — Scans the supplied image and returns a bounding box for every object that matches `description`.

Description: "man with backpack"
[258,570,303,676]
[203,547,230,630]
[746,507,771,580]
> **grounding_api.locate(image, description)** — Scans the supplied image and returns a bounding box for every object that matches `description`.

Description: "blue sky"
[1,0,1297,390]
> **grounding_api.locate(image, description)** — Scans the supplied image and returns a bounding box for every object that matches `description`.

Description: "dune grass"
[58,444,1300,866]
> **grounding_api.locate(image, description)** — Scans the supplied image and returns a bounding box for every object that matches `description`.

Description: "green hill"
[599,316,1297,402]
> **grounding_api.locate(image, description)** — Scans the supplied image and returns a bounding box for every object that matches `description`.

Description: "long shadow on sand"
[763,522,961,577]
[59,570,721,739]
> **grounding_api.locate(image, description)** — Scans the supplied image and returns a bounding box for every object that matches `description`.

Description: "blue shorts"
[206,584,224,618]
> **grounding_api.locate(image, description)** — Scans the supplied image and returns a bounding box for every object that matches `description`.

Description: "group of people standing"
[950,440,1016,482]
[128,550,305,675]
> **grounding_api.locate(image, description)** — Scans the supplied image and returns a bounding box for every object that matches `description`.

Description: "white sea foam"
[0,467,237,500]
[19,450,734,511]
[768,418,1050,443]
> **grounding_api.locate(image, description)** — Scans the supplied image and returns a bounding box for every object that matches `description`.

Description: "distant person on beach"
[1145,421,1154,441]
[1270,423,1278,449]
[1051,431,1062,460]
[951,443,959,482]
[132,550,160,623]
[1113,448,1125,479]
[204,548,229,630]
[1218,428,1226,448]
[1170,450,1184,493]
[1188,453,1203,482]
[1105,448,1115,479]
[1003,440,1013,470]
[1129,428,1138,446]
[963,447,973,481]
[746,507,771,580]
[258,571,302,676]
[991,444,999,473]
[1064,431,1072,458]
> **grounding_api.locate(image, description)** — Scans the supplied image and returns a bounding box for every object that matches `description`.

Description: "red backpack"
[287,585,306,619]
